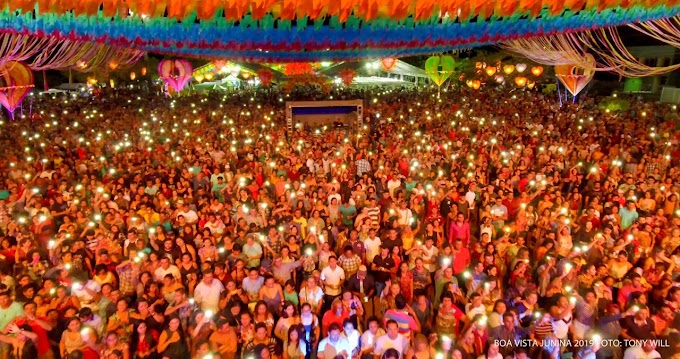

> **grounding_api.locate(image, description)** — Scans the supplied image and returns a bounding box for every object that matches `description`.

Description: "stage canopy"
[0,0,678,62]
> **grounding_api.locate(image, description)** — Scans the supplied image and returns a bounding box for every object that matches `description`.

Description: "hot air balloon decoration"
[158,59,193,95]
[0,61,34,119]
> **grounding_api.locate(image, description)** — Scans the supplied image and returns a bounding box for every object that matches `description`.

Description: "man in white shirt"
[176,203,199,224]
[363,229,382,264]
[318,323,351,359]
[153,256,181,282]
[193,270,225,313]
[72,279,102,309]
[396,201,412,227]
[374,320,409,359]
[321,256,345,312]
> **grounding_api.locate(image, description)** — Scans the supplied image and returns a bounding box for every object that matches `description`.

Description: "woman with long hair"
[156,316,187,359]
[130,321,157,359]
[274,301,300,342]
[282,324,307,359]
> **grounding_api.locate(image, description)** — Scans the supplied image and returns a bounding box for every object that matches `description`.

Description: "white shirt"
[154,265,181,282]
[318,336,351,359]
[623,346,660,359]
[176,209,198,223]
[374,333,409,359]
[321,266,345,296]
[299,286,325,311]
[328,193,341,206]
[364,237,382,263]
[193,279,225,312]
[342,329,361,353]
[73,280,101,306]
[360,329,386,353]
[396,208,412,226]
[465,303,486,320]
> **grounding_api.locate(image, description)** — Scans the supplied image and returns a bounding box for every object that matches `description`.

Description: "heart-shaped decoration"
[425,55,455,87]
[516,63,527,73]
[503,64,515,74]
[381,58,397,71]
[158,59,193,93]
[0,61,34,118]
[485,67,496,76]
[555,54,596,96]
[531,66,544,76]
[515,76,527,87]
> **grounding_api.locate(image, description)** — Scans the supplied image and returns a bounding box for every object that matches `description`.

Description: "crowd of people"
[0,82,677,359]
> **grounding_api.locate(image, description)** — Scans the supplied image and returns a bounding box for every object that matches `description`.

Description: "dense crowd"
[0,84,677,359]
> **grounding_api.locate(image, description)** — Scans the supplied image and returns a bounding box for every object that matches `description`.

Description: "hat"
[358,265,368,273]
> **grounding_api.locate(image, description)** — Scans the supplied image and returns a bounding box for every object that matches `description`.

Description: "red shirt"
[14,317,50,355]
[321,309,350,337]
[452,248,471,275]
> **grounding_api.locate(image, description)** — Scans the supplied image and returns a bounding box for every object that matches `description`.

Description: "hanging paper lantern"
[257,69,273,86]
[339,68,356,86]
[381,58,397,71]
[516,63,527,73]
[531,66,544,76]
[555,54,595,96]
[425,55,455,87]
[485,67,497,76]
[503,65,515,74]
[495,75,504,83]
[472,80,481,90]
[0,61,34,119]
[205,73,214,81]
[515,76,527,87]
[141,67,147,76]
[158,59,193,93]
[466,80,474,88]
[527,81,536,89]
[130,72,136,80]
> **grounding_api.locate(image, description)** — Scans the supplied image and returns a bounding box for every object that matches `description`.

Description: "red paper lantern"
[381,58,397,71]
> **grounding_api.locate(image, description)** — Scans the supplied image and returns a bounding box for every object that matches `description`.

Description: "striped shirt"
[383,309,418,338]
[367,206,381,229]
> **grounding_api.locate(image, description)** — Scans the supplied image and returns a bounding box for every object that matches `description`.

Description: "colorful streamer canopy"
[0,33,144,72]
[500,19,680,78]
[0,1,675,61]
[0,62,34,118]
